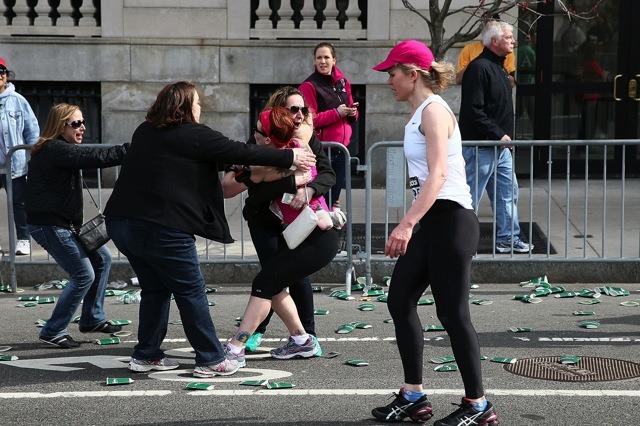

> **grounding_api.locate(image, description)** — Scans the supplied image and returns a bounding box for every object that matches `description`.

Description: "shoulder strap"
[81,178,101,214]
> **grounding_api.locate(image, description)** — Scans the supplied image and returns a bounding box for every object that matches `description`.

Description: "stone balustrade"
[0,0,100,37]
[251,0,366,40]
[0,1,367,40]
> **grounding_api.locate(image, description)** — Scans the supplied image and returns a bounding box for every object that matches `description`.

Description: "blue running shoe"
[245,332,263,352]
[312,335,323,357]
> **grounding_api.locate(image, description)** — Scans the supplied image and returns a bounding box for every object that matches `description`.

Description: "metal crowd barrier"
[2,142,357,293]
[4,140,639,292]
[360,139,640,287]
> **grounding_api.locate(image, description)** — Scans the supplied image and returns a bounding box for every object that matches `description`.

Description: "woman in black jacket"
[26,103,129,349]
[222,91,340,366]
[104,82,315,378]
[222,86,337,355]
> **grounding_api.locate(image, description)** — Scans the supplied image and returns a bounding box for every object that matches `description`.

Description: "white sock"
[227,342,244,354]
[291,334,309,345]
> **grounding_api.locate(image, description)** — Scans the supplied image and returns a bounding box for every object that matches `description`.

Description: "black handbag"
[75,179,110,252]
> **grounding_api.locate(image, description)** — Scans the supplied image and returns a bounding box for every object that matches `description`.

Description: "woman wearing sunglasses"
[299,42,359,210]
[222,86,342,359]
[222,106,341,366]
[0,57,40,256]
[25,103,129,348]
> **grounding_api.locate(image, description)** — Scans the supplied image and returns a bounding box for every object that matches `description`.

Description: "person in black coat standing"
[459,20,533,254]
[26,103,129,349]
[104,81,315,378]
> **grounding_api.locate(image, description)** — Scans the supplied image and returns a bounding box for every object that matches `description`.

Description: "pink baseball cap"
[372,40,434,71]
[0,58,7,69]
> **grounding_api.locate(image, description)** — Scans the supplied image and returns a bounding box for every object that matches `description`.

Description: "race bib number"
[409,176,420,201]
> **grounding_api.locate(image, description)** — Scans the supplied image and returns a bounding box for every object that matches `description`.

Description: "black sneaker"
[40,334,81,349]
[371,388,433,422]
[79,322,122,334]
[434,398,498,426]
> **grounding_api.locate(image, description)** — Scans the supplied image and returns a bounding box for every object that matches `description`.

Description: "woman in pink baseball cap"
[370,41,498,426]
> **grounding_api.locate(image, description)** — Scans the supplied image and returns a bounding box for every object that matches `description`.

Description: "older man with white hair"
[459,20,534,254]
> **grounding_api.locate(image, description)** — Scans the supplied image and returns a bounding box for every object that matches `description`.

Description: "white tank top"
[404,95,473,210]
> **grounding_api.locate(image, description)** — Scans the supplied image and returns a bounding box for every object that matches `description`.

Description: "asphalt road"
[1,281,639,426]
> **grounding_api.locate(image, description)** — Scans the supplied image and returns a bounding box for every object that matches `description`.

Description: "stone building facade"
[1,1,473,183]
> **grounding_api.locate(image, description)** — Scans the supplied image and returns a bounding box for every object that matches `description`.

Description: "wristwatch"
[234,166,256,188]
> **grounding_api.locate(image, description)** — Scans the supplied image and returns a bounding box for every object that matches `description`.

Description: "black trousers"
[249,222,339,335]
[387,200,484,399]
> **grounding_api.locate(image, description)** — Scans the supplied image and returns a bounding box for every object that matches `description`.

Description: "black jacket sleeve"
[194,125,293,169]
[246,134,336,203]
[49,140,129,169]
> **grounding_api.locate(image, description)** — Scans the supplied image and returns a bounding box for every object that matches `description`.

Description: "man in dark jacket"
[459,20,533,254]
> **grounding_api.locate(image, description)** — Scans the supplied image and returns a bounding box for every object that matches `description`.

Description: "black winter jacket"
[104,121,294,243]
[242,134,335,227]
[25,139,129,229]
[459,48,514,141]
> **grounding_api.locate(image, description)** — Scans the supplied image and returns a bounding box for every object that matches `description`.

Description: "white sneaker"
[15,240,30,255]
[129,357,180,372]
[193,359,239,377]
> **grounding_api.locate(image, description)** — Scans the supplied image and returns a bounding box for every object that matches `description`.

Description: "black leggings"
[387,200,484,399]
[249,222,317,335]
[251,224,339,301]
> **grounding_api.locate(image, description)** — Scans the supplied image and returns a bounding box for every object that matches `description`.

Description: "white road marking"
[1,389,639,399]
[115,337,640,345]
[0,355,131,371]
[149,367,291,383]
[0,391,172,398]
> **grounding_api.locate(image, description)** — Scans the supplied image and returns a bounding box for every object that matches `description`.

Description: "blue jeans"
[106,217,225,367]
[28,225,111,339]
[462,146,521,244]
[2,175,30,240]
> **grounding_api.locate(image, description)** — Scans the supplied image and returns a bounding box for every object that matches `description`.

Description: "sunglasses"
[0,69,9,75]
[66,120,85,129]
[253,126,267,138]
[287,105,309,115]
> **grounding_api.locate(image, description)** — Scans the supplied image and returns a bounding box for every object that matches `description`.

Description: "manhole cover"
[505,356,640,382]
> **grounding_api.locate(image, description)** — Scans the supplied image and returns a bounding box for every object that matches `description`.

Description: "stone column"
[57,1,75,27]
[78,2,97,27]
[11,1,31,26]
[323,0,339,30]
[277,0,295,29]
[254,0,272,30]
[343,0,360,30]
[34,1,50,27]
[299,0,317,30]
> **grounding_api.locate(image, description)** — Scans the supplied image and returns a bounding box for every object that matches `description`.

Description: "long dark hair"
[263,86,305,112]
[146,81,197,129]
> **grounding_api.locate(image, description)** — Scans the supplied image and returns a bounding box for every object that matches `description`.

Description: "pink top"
[275,140,329,223]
